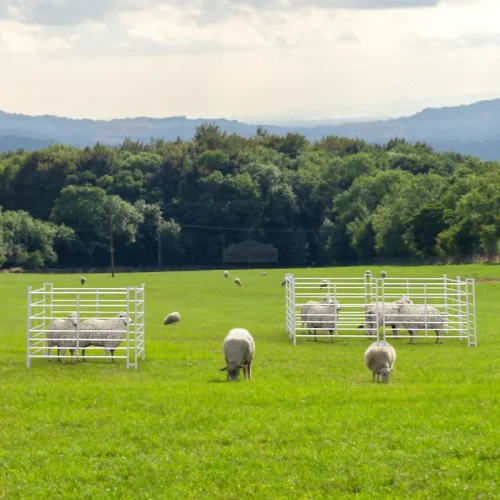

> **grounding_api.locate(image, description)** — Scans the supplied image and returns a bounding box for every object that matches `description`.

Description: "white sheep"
[319,279,329,289]
[164,311,181,325]
[302,295,341,342]
[78,312,132,363]
[390,303,445,344]
[80,276,86,285]
[224,270,229,278]
[364,340,396,383]
[221,328,255,381]
[234,277,242,286]
[260,272,267,276]
[358,294,413,339]
[46,312,80,364]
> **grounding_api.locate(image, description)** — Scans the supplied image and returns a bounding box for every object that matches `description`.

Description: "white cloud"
[0,21,69,54]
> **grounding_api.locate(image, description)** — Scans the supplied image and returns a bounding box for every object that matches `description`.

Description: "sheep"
[380,271,387,278]
[358,294,413,339]
[302,295,341,343]
[320,279,329,289]
[220,328,255,381]
[164,311,181,325]
[234,277,242,286]
[46,312,80,364]
[364,340,396,383]
[224,270,229,278]
[281,278,286,286]
[390,303,445,344]
[80,276,86,285]
[77,312,132,363]
[260,272,267,276]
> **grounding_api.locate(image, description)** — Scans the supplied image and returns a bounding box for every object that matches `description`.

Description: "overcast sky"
[0,0,499,121]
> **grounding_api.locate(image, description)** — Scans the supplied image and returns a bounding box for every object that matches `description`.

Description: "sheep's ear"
[220,367,228,371]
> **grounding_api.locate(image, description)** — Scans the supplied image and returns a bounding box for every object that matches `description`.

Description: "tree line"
[1,124,499,270]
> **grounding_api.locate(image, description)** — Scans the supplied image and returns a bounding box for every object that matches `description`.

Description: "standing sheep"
[260,272,267,276]
[220,328,255,381]
[303,295,341,342]
[234,277,242,286]
[358,295,413,339]
[224,270,229,278]
[364,340,397,383]
[46,312,80,364]
[80,276,86,285]
[78,312,132,363]
[164,311,181,325]
[390,303,445,344]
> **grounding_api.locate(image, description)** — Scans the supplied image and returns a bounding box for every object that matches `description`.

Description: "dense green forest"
[0,124,499,270]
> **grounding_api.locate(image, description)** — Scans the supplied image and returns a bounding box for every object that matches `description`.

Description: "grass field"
[1,264,499,499]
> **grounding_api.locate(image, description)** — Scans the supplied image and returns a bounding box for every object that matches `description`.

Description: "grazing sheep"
[390,303,445,344]
[220,328,255,381]
[234,277,242,286]
[46,312,80,364]
[364,340,397,383]
[260,272,267,276]
[302,295,341,343]
[164,311,181,325]
[224,270,229,278]
[78,312,132,363]
[320,279,329,289]
[358,295,413,339]
[380,271,387,278]
[80,276,86,285]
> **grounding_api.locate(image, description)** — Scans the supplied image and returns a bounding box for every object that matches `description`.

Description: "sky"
[0,0,499,121]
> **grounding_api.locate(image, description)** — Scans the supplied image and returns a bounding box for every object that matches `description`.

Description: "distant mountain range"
[2,98,500,160]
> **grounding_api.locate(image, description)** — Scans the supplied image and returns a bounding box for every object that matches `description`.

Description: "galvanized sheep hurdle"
[26,282,146,369]
[285,272,476,346]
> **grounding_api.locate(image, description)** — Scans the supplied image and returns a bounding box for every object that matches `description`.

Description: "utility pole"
[158,226,162,271]
[109,212,115,278]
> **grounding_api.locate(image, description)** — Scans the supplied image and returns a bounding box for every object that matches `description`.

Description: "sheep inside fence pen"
[26,282,146,369]
[285,272,476,346]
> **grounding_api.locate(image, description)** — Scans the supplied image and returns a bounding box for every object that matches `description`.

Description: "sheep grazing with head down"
[320,279,329,289]
[302,295,341,342]
[365,340,396,383]
[221,328,255,381]
[358,294,413,339]
[224,270,229,278]
[46,312,80,364]
[164,311,181,325]
[234,277,242,286]
[78,312,132,363]
[80,276,86,285]
[260,272,267,276]
[390,303,445,344]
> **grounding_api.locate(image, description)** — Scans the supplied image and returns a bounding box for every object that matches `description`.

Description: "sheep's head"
[220,364,245,382]
[67,312,79,327]
[397,294,413,305]
[117,312,132,324]
[378,367,393,383]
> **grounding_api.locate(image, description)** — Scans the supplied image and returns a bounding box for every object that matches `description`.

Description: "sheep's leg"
[81,348,87,362]
[436,330,443,344]
[47,346,52,362]
[58,348,66,365]
[111,349,116,363]
[372,372,376,382]
[105,349,112,363]
[247,360,252,380]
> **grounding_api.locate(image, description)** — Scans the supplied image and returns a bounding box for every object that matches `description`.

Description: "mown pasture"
[0,265,499,499]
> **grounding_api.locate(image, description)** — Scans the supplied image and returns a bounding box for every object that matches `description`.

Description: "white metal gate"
[27,282,146,369]
[285,272,476,346]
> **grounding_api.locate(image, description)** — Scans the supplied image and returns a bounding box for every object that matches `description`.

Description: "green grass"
[1,264,500,499]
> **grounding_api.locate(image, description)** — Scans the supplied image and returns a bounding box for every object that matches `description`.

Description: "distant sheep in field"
[224,270,229,278]
[164,311,181,325]
[221,328,255,381]
[358,295,413,339]
[78,312,132,363]
[320,279,329,289]
[46,312,80,364]
[364,340,396,383]
[80,276,86,285]
[260,272,267,276]
[390,303,445,344]
[234,277,242,286]
[301,295,341,342]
